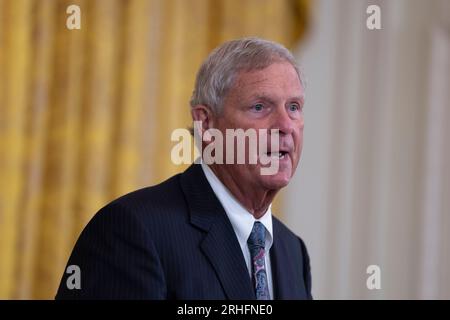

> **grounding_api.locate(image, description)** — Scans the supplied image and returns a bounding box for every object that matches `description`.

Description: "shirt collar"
[201,163,273,250]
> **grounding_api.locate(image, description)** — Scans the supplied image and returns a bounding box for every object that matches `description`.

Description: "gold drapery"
[0,0,309,299]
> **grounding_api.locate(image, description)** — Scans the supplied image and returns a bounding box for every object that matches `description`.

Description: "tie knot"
[247,221,266,248]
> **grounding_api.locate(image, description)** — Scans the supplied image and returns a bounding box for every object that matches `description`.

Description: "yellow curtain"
[0,0,309,299]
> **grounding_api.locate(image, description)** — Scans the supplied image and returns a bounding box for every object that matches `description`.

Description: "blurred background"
[0,0,448,299]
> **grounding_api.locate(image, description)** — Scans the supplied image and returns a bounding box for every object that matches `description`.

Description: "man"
[56,37,312,300]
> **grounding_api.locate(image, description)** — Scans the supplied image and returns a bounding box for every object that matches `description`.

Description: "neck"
[209,164,277,219]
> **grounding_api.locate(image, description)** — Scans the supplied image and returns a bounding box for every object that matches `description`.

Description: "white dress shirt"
[201,163,274,299]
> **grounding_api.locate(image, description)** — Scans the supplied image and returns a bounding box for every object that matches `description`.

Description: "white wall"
[284,0,450,299]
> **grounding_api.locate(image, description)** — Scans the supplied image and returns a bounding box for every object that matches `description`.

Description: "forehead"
[230,62,303,100]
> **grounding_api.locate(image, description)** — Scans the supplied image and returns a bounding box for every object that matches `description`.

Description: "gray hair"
[190,37,304,115]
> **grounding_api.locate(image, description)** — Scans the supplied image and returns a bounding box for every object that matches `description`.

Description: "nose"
[271,105,296,136]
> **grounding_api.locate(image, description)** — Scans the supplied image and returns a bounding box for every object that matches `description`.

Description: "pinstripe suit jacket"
[55,164,312,299]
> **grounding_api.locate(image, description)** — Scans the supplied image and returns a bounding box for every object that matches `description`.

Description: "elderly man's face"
[214,62,304,190]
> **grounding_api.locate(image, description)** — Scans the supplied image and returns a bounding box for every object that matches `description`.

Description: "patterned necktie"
[247,221,270,300]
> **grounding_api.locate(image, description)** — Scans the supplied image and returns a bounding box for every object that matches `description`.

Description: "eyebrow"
[290,96,305,103]
[247,94,305,104]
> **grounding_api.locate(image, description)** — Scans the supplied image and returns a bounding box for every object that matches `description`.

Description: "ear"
[191,105,215,137]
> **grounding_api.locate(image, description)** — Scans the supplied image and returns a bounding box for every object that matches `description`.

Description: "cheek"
[294,129,304,158]
[295,122,304,140]
[297,116,305,132]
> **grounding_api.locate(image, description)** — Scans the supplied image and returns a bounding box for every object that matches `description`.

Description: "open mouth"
[267,151,288,159]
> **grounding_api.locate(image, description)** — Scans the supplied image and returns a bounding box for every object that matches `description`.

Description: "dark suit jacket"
[56,164,312,299]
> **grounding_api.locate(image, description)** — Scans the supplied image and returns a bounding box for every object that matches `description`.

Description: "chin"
[260,172,292,190]
[257,157,296,189]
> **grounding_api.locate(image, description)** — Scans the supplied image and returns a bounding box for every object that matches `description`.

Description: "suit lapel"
[270,219,301,299]
[200,215,255,299]
[180,164,255,299]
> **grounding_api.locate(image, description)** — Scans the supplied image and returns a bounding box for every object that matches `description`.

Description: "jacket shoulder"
[84,172,189,242]
[272,216,304,243]
[111,173,183,209]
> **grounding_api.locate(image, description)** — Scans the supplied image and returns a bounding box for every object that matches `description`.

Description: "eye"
[288,102,301,112]
[252,103,264,112]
